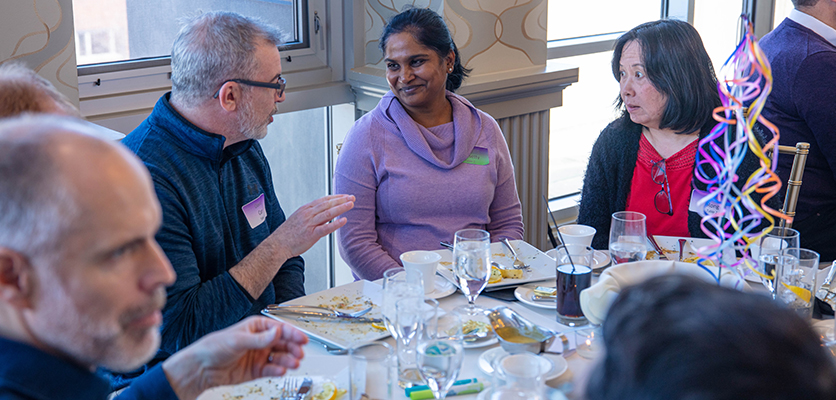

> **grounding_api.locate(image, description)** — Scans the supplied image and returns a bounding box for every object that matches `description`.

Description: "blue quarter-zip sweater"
[121,93,305,364]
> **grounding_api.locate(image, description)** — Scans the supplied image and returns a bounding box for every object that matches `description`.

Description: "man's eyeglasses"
[651,159,673,216]
[213,77,286,99]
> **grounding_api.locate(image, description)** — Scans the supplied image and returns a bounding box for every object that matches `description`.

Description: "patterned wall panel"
[362,0,546,74]
[0,0,80,106]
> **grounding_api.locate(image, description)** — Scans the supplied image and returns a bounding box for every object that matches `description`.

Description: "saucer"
[544,249,610,271]
[477,347,568,380]
[513,285,554,310]
[426,276,456,299]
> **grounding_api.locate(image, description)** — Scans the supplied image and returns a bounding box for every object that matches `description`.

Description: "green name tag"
[463,146,489,165]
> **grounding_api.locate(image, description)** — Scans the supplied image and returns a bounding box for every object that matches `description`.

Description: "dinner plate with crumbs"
[434,240,555,291]
[261,280,388,350]
[645,236,736,265]
[197,375,347,400]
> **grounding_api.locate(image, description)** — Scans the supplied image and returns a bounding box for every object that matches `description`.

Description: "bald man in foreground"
[0,115,308,400]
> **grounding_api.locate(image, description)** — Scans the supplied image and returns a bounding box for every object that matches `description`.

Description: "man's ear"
[217,82,240,112]
[0,248,35,309]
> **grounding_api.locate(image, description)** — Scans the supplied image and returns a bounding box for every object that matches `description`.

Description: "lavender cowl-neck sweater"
[335,91,524,280]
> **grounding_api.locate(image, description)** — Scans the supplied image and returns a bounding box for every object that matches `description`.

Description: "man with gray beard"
[0,116,309,400]
[120,11,353,386]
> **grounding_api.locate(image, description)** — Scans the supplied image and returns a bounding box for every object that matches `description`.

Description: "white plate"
[197,375,344,400]
[545,249,611,271]
[647,235,736,265]
[427,276,457,299]
[261,280,388,350]
[513,285,554,310]
[477,347,568,381]
[435,240,555,290]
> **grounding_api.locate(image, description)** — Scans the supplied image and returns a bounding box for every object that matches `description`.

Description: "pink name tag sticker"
[241,193,267,229]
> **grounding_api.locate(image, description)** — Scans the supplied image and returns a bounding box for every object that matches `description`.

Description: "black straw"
[544,195,576,273]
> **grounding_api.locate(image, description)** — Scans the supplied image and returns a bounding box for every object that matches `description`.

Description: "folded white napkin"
[579,260,750,325]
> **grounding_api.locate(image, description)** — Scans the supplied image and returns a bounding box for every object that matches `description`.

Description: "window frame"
[76,0,347,125]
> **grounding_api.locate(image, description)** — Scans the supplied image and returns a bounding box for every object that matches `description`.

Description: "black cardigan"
[577,115,780,250]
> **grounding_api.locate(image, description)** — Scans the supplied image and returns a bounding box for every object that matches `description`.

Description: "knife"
[647,234,674,261]
[295,377,312,400]
[263,306,382,323]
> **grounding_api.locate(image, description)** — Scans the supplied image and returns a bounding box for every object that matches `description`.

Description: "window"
[547,0,661,199]
[548,0,661,41]
[72,0,302,67]
[693,0,745,71]
[773,0,794,29]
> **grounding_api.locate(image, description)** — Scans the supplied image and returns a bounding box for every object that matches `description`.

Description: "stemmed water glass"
[382,268,424,342]
[416,309,464,400]
[609,211,647,264]
[395,297,438,384]
[756,227,800,296]
[453,229,491,314]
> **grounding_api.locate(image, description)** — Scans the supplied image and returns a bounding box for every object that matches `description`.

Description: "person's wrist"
[162,350,202,400]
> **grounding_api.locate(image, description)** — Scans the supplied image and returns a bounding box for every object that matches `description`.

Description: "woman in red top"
[577,20,778,249]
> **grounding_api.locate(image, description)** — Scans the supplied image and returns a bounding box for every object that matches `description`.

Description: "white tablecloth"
[286,282,595,399]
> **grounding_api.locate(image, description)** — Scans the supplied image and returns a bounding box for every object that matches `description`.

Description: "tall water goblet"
[608,211,647,264]
[453,229,491,314]
[417,309,464,400]
[382,268,424,342]
[756,227,800,296]
[395,297,438,384]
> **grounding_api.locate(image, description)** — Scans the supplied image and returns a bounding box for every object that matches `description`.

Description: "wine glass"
[417,309,464,400]
[756,227,800,296]
[453,229,491,313]
[395,297,438,384]
[382,268,424,342]
[608,211,647,264]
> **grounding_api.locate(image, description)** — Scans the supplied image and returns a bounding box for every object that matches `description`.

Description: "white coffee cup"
[558,224,597,247]
[399,251,441,294]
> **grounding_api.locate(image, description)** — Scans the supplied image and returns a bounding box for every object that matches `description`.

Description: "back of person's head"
[0,62,81,118]
[611,19,720,134]
[792,0,819,8]
[586,275,836,400]
[0,117,83,259]
[379,7,471,92]
[170,11,284,108]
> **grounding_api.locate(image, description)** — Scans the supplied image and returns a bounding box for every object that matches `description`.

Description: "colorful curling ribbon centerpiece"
[691,15,790,282]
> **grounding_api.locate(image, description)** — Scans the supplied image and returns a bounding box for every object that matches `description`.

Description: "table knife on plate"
[647,234,674,261]
[295,377,312,400]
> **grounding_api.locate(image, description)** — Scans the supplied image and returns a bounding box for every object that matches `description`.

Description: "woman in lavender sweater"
[334,8,524,281]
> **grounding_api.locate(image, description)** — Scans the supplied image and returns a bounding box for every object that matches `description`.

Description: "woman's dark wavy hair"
[586,275,836,400]
[379,7,471,92]
[612,19,721,134]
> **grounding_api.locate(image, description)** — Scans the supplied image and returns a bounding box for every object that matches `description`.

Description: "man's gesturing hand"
[271,194,354,260]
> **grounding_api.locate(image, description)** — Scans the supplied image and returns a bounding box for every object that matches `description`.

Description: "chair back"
[777,142,810,229]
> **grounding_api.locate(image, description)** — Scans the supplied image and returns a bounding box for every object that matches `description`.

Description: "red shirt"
[626,134,697,237]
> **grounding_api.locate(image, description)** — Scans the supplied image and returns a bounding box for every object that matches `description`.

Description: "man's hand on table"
[162,316,309,400]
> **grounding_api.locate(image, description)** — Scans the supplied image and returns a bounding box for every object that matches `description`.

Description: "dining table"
[198,277,597,400]
[198,249,836,400]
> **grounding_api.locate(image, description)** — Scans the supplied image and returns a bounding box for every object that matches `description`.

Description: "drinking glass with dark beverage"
[554,244,594,327]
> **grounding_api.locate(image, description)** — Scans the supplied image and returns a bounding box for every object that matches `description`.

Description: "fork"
[502,238,529,270]
[343,305,373,318]
[281,377,297,400]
